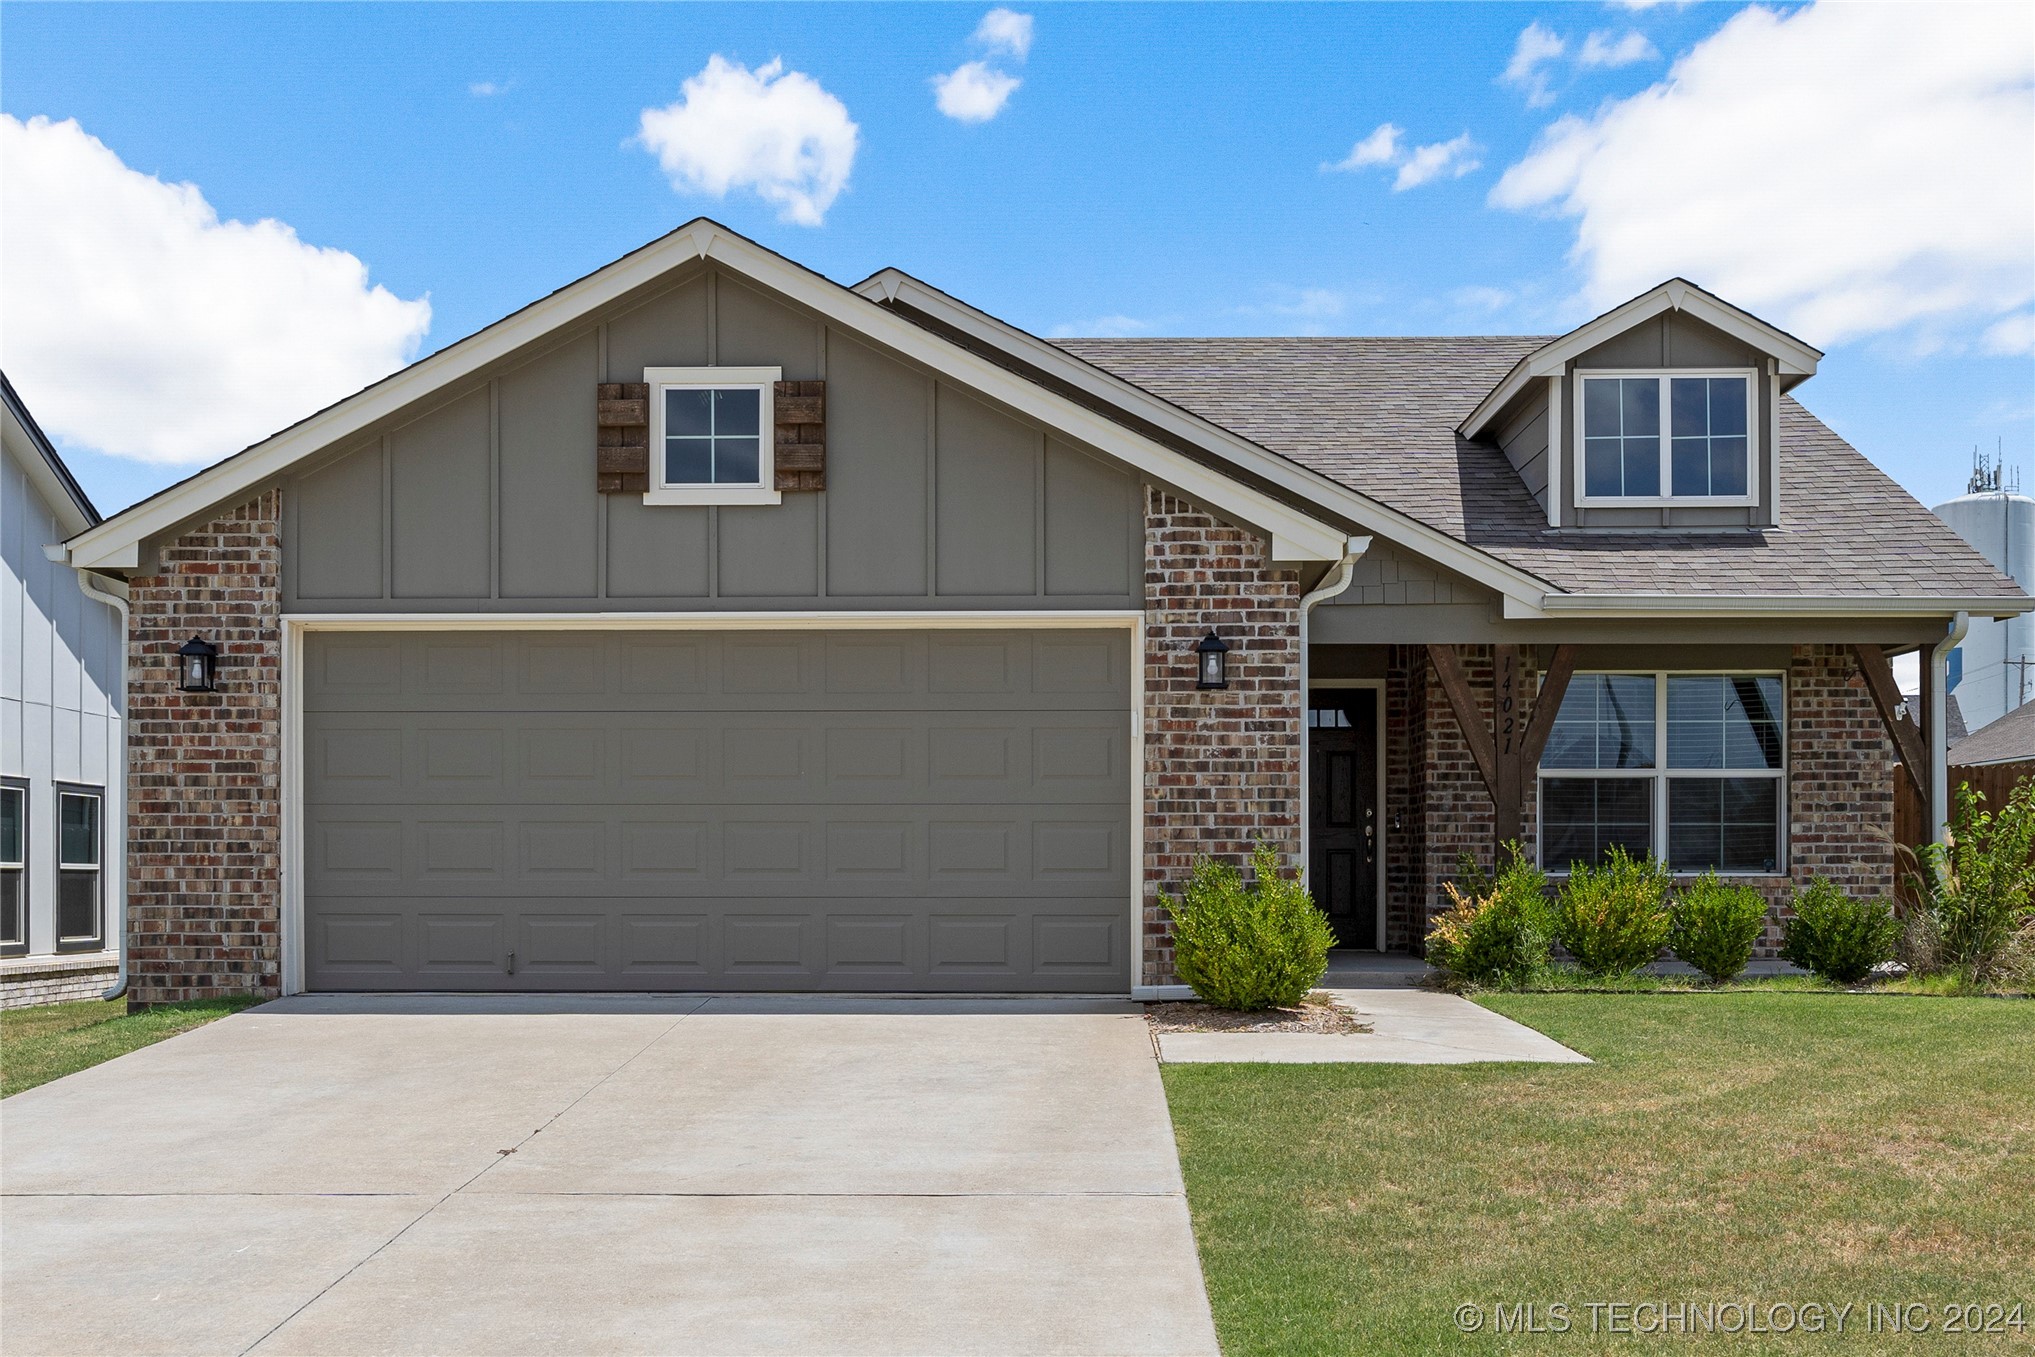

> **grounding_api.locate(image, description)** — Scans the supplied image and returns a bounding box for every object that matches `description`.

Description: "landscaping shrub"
[1905,780,2035,985]
[1780,877,1899,984]
[1553,846,1673,976]
[1162,840,1335,1010]
[1669,873,1771,983]
[1426,844,1552,986]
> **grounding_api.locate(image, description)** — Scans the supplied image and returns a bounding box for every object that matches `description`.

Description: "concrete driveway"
[0,995,1218,1357]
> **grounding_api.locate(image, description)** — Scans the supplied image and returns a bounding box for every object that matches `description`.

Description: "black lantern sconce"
[177,635,219,693]
[1194,631,1230,690]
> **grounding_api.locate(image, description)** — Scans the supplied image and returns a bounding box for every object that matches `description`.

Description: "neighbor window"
[57,786,103,952]
[643,366,782,506]
[1538,673,1784,875]
[1,782,24,957]
[1579,372,1753,503]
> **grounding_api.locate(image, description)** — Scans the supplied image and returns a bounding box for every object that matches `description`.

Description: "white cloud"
[933,61,1021,123]
[638,56,859,227]
[1501,22,1567,107]
[1394,133,1483,191]
[973,8,1034,61]
[1984,311,2035,357]
[1329,123,1402,171]
[1048,314,1154,338]
[1490,1,2035,349]
[1326,122,1479,191]
[1577,30,1658,68]
[468,79,510,97]
[0,114,429,467]
[1451,285,1516,313]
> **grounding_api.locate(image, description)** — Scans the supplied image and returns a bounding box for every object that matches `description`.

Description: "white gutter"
[1929,611,1970,846]
[1514,593,2035,621]
[74,570,130,1002]
[1296,537,1373,884]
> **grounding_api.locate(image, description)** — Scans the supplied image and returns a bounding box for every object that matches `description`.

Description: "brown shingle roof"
[1052,335,2021,601]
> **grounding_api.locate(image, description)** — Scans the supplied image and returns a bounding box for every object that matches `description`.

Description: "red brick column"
[126,491,283,1005]
[1141,489,1302,986]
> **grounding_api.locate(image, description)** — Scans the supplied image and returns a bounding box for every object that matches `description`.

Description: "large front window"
[1539,673,1784,874]
[1579,372,1753,504]
[2,782,24,957]
[57,787,103,952]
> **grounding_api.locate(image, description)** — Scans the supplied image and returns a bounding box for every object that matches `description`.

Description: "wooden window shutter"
[774,381,825,491]
[595,383,649,493]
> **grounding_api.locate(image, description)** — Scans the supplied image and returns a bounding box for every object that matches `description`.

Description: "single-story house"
[1948,699,2035,767]
[54,221,2029,1003]
[3,373,126,1007]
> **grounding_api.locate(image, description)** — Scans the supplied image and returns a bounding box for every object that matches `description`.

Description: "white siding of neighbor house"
[1,446,123,959]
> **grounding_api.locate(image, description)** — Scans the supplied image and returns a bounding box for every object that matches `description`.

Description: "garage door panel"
[306,711,1129,806]
[306,632,1127,713]
[302,629,1131,993]
[303,895,1130,992]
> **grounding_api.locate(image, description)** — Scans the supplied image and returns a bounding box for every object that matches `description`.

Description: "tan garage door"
[300,628,1132,992]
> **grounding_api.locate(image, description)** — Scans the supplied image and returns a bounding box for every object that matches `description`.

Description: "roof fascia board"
[69,222,1350,569]
[1461,282,1824,440]
[1507,593,2034,621]
[3,381,98,537]
[855,269,1555,608]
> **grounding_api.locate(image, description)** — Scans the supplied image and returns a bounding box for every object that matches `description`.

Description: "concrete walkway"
[1,995,1219,1357]
[1156,954,1591,1065]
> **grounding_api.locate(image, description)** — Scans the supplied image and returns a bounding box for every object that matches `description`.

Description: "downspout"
[1296,536,1373,878]
[75,569,130,1001]
[1929,611,1970,846]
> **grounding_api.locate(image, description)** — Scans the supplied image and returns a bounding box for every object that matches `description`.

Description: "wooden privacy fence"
[1893,759,2035,901]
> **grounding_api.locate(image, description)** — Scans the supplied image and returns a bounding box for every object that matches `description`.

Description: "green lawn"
[1163,994,2035,1355]
[1,996,258,1098]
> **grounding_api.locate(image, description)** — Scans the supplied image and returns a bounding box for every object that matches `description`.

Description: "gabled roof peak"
[1460,278,1823,440]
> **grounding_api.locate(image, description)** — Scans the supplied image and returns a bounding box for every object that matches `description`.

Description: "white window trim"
[1573,368,1759,508]
[1535,669,1788,878]
[642,365,783,507]
[1,782,25,953]
[55,785,104,949]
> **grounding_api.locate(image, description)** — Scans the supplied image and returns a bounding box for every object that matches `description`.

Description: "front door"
[1309,688,1379,948]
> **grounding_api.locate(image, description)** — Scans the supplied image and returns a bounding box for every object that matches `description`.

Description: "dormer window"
[1578,370,1754,505]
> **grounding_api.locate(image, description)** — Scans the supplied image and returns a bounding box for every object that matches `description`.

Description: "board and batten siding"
[282,270,1144,613]
[1,449,123,959]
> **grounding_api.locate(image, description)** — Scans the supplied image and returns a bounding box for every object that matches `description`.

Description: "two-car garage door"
[301,628,1132,993]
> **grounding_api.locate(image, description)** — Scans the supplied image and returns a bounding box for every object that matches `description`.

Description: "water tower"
[1934,450,2035,732]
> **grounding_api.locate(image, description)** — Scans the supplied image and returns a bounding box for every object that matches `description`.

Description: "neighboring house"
[1949,700,2035,768]
[1931,462,2035,732]
[51,222,2028,1004]
[2,373,125,1008]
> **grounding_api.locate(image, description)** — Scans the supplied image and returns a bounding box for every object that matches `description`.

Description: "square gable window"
[643,366,782,506]
[1577,370,1754,506]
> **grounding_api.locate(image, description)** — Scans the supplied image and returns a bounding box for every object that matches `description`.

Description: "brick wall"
[1383,641,1892,958]
[126,492,283,1006]
[1141,489,1303,986]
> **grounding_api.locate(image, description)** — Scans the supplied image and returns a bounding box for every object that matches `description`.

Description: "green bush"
[1426,844,1552,986]
[1669,873,1771,983]
[1553,846,1673,976]
[1780,877,1899,984]
[1162,840,1335,1010]
[1906,780,2035,985]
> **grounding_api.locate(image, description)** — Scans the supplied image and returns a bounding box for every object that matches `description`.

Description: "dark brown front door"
[1309,688,1379,948]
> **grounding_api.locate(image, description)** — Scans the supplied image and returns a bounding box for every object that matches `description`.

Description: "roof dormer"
[1461,280,1823,530]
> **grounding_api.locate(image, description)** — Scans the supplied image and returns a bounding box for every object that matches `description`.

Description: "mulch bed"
[1143,991,1371,1034]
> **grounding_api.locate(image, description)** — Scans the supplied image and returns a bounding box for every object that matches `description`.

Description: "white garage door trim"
[280,611,1145,996]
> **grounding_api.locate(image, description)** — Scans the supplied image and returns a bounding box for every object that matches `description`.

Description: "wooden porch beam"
[1515,645,1578,767]
[1427,644,1499,799]
[1851,643,1927,796]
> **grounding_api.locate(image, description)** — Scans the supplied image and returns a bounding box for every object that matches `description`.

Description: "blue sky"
[3,1,2030,516]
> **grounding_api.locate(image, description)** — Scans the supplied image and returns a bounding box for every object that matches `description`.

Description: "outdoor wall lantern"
[177,635,219,693]
[1195,631,1230,690]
